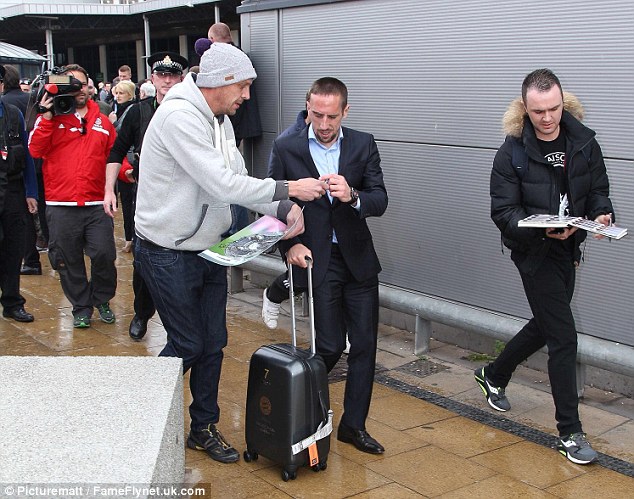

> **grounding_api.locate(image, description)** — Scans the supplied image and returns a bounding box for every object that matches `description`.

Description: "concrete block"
[0,356,183,496]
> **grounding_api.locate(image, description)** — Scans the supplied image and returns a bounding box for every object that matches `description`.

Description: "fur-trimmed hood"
[502,92,585,138]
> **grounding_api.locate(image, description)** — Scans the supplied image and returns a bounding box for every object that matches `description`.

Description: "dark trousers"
[46,205,117,317]
[36,164,48,241]
[266,271,306,303]
[131,233,156,320]
[117,179,136,241]
[135,239,228,431]
[487,254,581,436]
[313,245,379,430]
[23,166,47,268]
[23,213,41,268]
[0,179,27,311]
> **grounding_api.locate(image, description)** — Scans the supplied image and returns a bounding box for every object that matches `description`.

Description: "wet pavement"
[2,216,633,497]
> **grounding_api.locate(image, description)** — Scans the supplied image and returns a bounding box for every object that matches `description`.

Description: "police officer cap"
[147,52,189,74]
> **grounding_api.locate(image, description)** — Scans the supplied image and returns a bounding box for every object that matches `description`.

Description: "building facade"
[238,0,634,347]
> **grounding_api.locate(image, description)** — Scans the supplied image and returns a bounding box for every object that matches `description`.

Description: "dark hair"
[62,63,89,83]
[2,64,21,91]
[522,68,563,102]
[308,77,348,109]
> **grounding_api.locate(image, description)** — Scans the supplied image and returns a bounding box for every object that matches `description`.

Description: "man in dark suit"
[268,77,388,454]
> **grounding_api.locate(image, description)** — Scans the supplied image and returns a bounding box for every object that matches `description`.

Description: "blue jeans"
[135,239,228,431]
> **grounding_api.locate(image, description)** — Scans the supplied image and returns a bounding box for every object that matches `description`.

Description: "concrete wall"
[0,356,184,492]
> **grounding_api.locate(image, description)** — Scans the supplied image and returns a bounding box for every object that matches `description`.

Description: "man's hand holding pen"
[319,173,354,202]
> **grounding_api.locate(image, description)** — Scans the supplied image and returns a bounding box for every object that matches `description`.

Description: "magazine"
[518,214,628,240]
[199,214,298,266]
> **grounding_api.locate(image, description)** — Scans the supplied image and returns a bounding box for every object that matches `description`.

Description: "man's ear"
[342,104,350,118]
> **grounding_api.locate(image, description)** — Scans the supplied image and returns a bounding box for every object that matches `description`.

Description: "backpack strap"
[579,142,592,162]
[510,138,528,181]
[1,102,21,138]
[0,102,22,151]
[114,103,133,133]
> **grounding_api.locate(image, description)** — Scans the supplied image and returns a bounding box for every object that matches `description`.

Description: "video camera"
[31,67,83,116]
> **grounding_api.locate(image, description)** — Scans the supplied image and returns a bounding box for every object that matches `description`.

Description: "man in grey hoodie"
[134,43,327,463]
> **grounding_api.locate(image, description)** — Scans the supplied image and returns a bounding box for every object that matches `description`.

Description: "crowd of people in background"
[1,24,263,331]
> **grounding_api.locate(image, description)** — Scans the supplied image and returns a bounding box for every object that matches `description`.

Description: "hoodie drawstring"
[213,115,236,168]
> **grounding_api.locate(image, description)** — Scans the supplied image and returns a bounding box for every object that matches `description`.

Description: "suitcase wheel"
[312,460,327,472]
[243,450,258,462]
[282,468,297,482]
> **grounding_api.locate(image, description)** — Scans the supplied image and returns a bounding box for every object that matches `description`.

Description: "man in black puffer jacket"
[475,69,614,466]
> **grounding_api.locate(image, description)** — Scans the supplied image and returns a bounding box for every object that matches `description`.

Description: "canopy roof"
[0,41,46,63]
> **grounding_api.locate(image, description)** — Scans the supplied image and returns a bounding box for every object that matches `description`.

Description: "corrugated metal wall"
[241,0,634,346]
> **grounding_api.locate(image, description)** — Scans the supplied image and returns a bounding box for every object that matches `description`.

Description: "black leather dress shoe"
[3,306,35,323]
[337,422,385,454]
[20,265,42,275]
[129,315,148,340]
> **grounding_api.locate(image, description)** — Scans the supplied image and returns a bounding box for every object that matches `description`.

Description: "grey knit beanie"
[195,43,257,88]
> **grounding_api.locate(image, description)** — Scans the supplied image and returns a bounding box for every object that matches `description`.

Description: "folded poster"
[199,215,295,266]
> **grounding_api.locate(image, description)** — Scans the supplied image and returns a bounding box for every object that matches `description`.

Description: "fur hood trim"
[502,92,584,138]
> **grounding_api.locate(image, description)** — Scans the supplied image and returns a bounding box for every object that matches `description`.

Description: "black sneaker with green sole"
[97,302,115,324]
[73,316,91,328]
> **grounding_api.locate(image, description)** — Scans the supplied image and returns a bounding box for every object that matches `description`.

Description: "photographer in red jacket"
[29,64,117,329]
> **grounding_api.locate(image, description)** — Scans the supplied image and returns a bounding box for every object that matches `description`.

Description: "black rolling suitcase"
[244,257,332,481]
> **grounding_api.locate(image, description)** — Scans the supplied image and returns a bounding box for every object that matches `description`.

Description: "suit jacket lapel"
[298,126,321,179]
[337,129,350,178]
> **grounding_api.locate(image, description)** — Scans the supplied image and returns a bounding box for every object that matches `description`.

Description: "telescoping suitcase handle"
[288,256,317,355]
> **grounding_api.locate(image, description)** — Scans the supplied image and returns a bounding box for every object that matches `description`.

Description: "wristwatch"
[348,187,359,206]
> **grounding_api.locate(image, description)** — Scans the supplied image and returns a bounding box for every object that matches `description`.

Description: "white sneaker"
[261,289,281,329]
[343,333,351,354]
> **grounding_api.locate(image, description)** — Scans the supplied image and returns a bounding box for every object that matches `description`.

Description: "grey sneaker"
[96,302,115,324]
[557,433,598,465]
[474,367,511,412]
[261,289,281,329]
